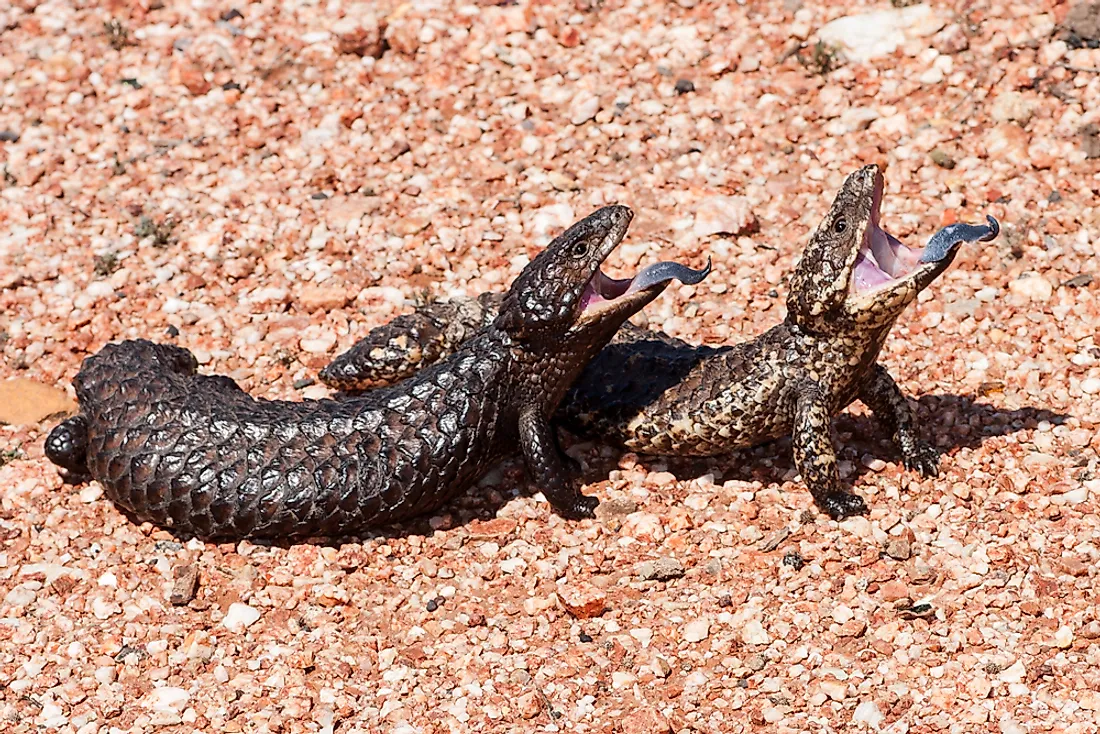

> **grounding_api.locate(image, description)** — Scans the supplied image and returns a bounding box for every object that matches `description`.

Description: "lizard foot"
[551,493,599,520]
[818,491,867,520]
[902,441,940,477]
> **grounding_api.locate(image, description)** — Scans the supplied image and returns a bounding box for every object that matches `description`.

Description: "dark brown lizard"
[42,206,709,539]
[318,165,1000,519]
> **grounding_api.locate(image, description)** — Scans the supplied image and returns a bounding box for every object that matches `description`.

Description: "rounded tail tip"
[45,415,90,474]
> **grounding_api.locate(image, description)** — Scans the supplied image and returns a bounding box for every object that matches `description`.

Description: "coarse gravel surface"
[2,0,1100,732]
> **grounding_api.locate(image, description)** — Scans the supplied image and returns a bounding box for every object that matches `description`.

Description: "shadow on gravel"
[624,394,1072,496]
[58,394,1071,548]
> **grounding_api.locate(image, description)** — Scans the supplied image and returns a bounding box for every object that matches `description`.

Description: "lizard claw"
[902,441,940,477]
[818,491,867,520]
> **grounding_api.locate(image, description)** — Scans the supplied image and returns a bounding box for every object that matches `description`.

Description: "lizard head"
[787,164,993,333]
[495,205,710,345]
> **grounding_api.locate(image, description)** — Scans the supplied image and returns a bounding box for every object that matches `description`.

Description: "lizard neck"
[785,316,897,391]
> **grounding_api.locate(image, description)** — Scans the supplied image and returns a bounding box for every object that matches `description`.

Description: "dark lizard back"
[76,338,512,539]
[46,205,711,537]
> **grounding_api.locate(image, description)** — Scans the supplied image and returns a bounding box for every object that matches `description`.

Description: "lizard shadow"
[583,394,1071,498]
[108,394,1067,549]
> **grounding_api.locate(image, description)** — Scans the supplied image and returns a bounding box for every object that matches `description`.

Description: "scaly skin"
[321,166,1000,518]
[44,206,708,540]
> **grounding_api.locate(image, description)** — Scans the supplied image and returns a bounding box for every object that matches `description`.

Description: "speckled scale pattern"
[322,308,890,459]
[68,338,512,539]
[320,166,963,519]
[320,292,499,391]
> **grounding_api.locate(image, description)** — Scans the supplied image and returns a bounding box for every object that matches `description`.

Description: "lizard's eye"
[571,242,589,257]
[834,218,847,234]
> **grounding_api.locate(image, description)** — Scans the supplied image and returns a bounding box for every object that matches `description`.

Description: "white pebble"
[529,203,576,243]
[693,195,756,238]
[831,604,854,624]
[820,680,847,701]
[145,686,189,712]
[568,90,600,125]
[499,557,526,574]
[222,602,262,632]
[852,700,883,727]
[79,484,103,503]
[1055,487,1089,505]
[85,281,114,298]
[161,297,190,314]
[1008,274,1053,302]
[998,660,1026,684]
[250,286,289,304]
[682,618,710,643]
[4,585,36,606]
[91,597,120,619]
[39,701,67,728]
[611,671,637,688]
[741,619,771,646]
[300,333,337,354]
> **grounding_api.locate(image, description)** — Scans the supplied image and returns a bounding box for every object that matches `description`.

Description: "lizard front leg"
[792,383,867,519]
[858,364,939,476]
[519,407,599,519]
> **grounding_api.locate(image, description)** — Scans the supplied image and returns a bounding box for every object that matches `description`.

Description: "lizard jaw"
[578,259,711,320]
[850,173,1000,299]
[851,173,924,295]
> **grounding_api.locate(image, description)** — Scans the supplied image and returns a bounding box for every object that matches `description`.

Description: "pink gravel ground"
[1,0,1099,732]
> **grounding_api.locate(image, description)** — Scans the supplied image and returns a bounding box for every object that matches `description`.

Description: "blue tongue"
[626,257,712,294]
[920,215,1000,263]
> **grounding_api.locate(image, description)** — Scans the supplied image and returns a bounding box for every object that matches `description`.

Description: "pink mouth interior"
[851,175,926,294]
[578,259,710,311]
[579,270,633,311]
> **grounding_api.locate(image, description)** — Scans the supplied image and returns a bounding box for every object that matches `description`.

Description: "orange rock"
[298,285,351,313]
[984,123,1030,167]
[334,9,387,58]
[556,583,607,619]
[170,57,212,95]
[559,26,581,48]
[0,379,78,426]
[622,707,672,734]
[517,691,540,719]
[838,619,867,637]
[467,517,517,540]
[880,579,910,603]
[385,17,421,56]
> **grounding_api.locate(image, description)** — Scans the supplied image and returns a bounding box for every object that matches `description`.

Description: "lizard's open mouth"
[852,174,1000,296]
[851,174,924,294]
[580,258,712,315]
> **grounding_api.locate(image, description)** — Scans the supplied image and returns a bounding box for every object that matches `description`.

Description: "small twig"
[946,64,1003,121]
[1058,62,1100,73]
